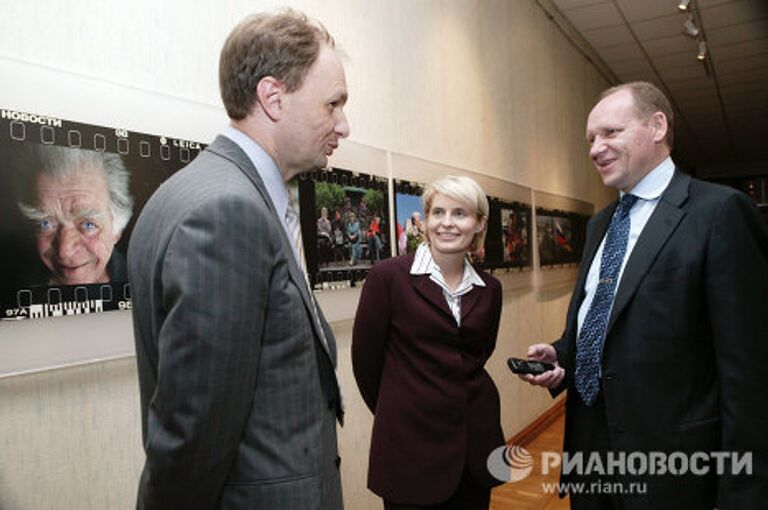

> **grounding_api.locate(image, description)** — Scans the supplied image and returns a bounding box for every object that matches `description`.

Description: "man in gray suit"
[128,10,349,509]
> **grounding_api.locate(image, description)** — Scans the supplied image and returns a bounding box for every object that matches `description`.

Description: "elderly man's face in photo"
[33,165,120,285]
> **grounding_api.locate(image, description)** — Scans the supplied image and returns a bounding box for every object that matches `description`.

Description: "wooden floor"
[489,412,570,510]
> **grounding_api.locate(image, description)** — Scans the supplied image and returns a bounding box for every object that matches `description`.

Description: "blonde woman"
[353,175,505,509]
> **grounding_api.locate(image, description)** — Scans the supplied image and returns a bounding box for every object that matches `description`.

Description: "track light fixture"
[697,40,707,61]
[676,0,708,63]
[683,15,699,37]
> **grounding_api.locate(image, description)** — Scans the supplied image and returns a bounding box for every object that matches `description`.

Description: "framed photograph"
[536,210,558,267]
[552,215,576,263]
[536,208,591,266]
[480,198,532,270]
[392,179,426,256]
[0,108,203,320]
[299,167,390,288]
[500,204,532,268]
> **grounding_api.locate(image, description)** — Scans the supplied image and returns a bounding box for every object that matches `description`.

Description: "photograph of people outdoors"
[309,171,389,281]
[394,192,425,256]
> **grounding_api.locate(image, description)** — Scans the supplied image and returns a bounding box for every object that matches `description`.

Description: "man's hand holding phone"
[516,343,565,389]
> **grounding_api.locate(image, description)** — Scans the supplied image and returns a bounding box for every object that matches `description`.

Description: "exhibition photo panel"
[299,167,390,288]
[536,207,589,267]
[0,108,204,320]
[393,179,426,257]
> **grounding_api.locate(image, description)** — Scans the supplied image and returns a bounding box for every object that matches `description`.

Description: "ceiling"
[550,0,768,177]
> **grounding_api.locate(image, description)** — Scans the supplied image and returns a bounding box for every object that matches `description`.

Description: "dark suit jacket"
[553,170,768,509]
[352,252,505,505]
[128,136,342,509]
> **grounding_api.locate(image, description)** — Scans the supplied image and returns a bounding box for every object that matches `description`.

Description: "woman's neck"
[429,247,465,292]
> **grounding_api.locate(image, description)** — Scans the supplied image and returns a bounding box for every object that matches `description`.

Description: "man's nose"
[335,109,350,139]
[589,138,605,159]
[55,227,79,259]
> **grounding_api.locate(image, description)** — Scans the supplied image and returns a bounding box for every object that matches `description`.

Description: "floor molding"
[506,396,566,447]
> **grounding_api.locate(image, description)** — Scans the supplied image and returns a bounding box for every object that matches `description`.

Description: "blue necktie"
[575,193,639,406]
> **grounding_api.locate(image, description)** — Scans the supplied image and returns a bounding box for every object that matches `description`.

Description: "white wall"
[0,1,615,508]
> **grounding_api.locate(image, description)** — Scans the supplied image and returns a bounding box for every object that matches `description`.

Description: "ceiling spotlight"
[697,40,707,61]
[683,16,700,37]
[678,0,692,12]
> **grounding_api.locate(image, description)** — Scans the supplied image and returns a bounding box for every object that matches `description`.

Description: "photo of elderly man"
[16,144,133,285]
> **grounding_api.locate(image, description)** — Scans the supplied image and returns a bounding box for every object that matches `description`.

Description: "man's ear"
[649,111,668,144]
[255,76,284,121]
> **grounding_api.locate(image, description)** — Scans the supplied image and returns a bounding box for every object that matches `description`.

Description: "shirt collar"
[624,156,675,201]
[410,243,485,291]
[221,126,289,218]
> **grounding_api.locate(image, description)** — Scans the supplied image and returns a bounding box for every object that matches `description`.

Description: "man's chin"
[302,156,329,174]
[54,268,106,285]
[600,172,622,190]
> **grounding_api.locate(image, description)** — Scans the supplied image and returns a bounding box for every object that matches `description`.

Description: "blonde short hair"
[422,175,489,253]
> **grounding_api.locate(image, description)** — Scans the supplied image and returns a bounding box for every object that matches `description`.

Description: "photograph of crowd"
[300,168,389,287]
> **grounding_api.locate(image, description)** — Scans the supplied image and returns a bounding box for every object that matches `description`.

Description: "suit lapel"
[606,170,689,335]
[413,275,454,321]
[411,271,484,326]
[206,136,333,359]
[460,284,481,324]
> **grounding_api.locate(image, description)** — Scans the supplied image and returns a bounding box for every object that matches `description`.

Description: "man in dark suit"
[128,10,348,509]
[522,81,768,510]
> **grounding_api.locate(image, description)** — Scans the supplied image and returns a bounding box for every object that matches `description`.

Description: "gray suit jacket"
[128,135,343,509]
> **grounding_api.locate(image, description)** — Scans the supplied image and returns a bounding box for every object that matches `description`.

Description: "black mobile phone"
[507,357,555,375]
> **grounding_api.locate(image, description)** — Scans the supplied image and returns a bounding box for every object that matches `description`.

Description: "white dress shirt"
[410,243,485,326]
[577,157,676,336]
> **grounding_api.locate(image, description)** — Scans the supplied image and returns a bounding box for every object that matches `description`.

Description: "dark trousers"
[568,392,624,510]
[383,467,490,510]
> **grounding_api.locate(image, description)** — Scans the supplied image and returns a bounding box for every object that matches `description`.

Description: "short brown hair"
[219,10,335,120]
[600,81,675,149]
